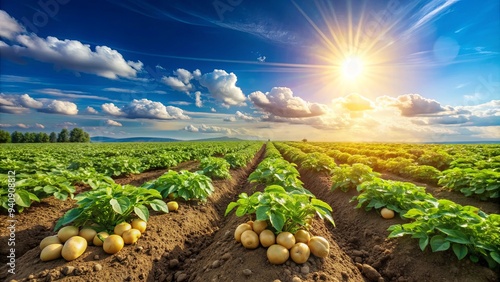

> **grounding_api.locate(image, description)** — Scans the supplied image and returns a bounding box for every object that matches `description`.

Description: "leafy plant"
[225,185,334,233]
[247,158,304,191]
[54,182,168,232]
[388,200,500,268]
[142,170,214,202]
[331,163,380,192]
[300,152,336,174]
[199,157,231,179]
[352,178,438,215]
[438,168,500,200]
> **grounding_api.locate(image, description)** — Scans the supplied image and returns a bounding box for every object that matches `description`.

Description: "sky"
[0,0,499,142]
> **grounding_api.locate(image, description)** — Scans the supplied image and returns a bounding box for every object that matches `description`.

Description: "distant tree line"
[0,128,90,143]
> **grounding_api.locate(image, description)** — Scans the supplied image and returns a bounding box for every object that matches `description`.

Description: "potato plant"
[225,185,334,234]
[54,182,168,232]
[331,163,380,192]
[199,157,231,179]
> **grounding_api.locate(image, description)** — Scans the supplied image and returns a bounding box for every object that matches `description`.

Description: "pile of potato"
[39,219,147,262]
[234,220,330,265]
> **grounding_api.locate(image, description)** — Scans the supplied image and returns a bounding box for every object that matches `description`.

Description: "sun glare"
[341,56,363,80]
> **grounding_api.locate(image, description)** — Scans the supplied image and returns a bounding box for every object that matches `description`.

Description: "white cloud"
[223,116,236,122]
[101,103,123,116]
[0,11,142,79]
[56,122,77,128]
[235,111,257,121]
[184,124,233,134]
[335,93,374,111]
[257,56,266,62]
[35,123,45,129]
[85,106,98,114]
[36,88,114,101]
[19,94,43,109]
[211,108,216,112]
[102,99,189,120]
[0,10,24,40]
[161,68,197,92]
[249,87,328,118]
[198,69,246,107]
[39,100,78,115]
[0,93,77,115]
[103,88,138,93]
[377,94,446,116]
[195,91,202,107]
[106,119,123,127]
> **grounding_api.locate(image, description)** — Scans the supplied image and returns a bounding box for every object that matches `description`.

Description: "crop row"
[286,142,500,201]
[0,141,263,212]
[273,142,500,268]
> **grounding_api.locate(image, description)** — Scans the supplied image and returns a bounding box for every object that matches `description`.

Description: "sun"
[341,56,363,80]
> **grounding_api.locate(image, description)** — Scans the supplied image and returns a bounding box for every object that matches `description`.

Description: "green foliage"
[439,168,500,200]
[55,181,168,232]
[0,130,11,143]
[0,175,40,212]
[247,157,304,191]
[417,151,452,170]
[400,165,441,185]
[199,157,231,179]
[388,200,500,268]
[142,170,214,202]
[225,185,334,233]
[352,178,437,215]
[331,163,380,192]
[300,152,336,174]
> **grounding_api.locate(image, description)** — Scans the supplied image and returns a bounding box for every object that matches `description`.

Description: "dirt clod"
[93,264,103,272]
[61,265,75,276]
[242,269,252,276]
[362,264,382,281]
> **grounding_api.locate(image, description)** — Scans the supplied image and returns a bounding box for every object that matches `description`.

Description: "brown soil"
[299,169,499,282]
[1,146,368,282]
[380,172,500,214]
[0,160,200,265]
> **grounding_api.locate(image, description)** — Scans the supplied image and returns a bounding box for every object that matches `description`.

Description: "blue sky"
[0,0,499,142]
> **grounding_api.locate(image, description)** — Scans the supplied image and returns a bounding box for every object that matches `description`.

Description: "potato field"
[0,141,499,282]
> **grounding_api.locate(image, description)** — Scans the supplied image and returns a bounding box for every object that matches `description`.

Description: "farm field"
[0,141,499,282]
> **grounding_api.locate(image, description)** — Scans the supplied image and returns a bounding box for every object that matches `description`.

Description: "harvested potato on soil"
[61,236,87,261]
[267,244,290,265]
[308,236,330,258]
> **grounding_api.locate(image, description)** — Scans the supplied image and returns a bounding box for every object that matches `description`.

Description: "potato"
[79,228,97,244]
[61,236,87,261]
[57,226,79,243]
[276,232,295,249]
[234,223,252,242]
[40,235,61,250]
[290,243,310,264]
[40,243,63,261]
[240,230,259,249]
[122,229,141,245]
[252,220,268,235]
[308,236,329,258]
[114,222,132,236]
[167,201,179,212]
[381,208,395,219]
[294,230,311,244]
[93,232,109,247]
[131,219,147,233]
[267,244,289,264]
[259,229,276,247]
[103,235,124,254]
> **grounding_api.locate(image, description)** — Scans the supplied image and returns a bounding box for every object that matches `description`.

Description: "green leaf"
[452,243,468,260]
[14,190,32,207]
[430,235,451,252]
[269,211,285,232]
[54,208,83,231]
[134,205,150,221]
[491,252,500,264]
[419,236,429,251]
[150,199,169,213]
[110,197,131,214]
[225,202,238,216]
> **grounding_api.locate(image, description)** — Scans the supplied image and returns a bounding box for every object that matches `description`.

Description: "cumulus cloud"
[38,100,78,115]
[198,69,246,107]
[0,93,77,115]
[336,93,374,111]
[162,68,198,92]
[195,91,202,107]
[0,10,142,79]
[184,124,233,134]
[0,123,44,129]
[85,106,98,114]
[106,119,123,127]
[249,87,328,118]
[378,94,446,116]
[35,123,45,129]
[0,10,24,40]
[223,116,236,122]
[102,99,189,120]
